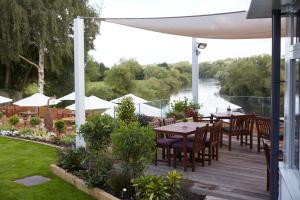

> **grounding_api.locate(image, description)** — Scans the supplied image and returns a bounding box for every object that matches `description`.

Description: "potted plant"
[30,117,41,128]
[8,115,20,130]
[55,120,65,135]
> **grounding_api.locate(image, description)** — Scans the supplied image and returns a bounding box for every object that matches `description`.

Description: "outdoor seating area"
[148,111,281,199]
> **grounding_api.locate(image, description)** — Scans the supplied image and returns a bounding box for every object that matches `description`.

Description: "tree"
[0,0,100,94]
[104,65,134,95]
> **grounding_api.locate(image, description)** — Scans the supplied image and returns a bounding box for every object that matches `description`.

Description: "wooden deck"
[147,136,269,200]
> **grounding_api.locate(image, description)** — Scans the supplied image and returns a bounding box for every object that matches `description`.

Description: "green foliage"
[85,152,113,188]
[86,82,116,100]
[132,170,183,200]
[167,97,200,119]
[86,57,101,82]
[116,97,137,124]
[79,114,116,152]
[104,64,135,95]
[0,111,3,119]
[30,117,41,127]
[8,115,19,126]
[54,120,65,133]
[24,83,38,97]
[58,147,87,173]
[136,114,154,127]
[111,122,155,178]
[107,172,133,197]
[19,128,34,136]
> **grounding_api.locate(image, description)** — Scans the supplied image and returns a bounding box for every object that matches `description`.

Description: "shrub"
[107,172,133,198]
[116,97,137,124]
[30,117,41,127]
[55,120,65,133]
[8,115,19,127]
[136,114,154,127]
[167,97,201,119]
[111,122,155,178]
[0,111,3,119]
[85,152,113,187]
[80,114,116,152]
[58,147,87,173]
[19,128,34,136]
[133,170,182,200]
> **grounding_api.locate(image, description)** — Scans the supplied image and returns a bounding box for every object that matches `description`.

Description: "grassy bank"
[0,137,95,200]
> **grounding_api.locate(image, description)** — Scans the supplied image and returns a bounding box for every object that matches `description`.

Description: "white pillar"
[74,17,86,148]
[192,38,199,104]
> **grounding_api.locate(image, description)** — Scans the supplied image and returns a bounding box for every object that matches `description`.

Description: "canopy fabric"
[102,11,286,39]
[104,103,161,117]
[14,93,61,107]
[0,96,12,104]
[111,93,148,104]
[66,95,115,111]
[58,92,76,101]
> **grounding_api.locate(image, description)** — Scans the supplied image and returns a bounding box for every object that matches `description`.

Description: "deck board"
[147,136,269,200]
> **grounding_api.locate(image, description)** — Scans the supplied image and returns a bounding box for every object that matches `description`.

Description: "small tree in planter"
[55,120,65,135]
[30,117,41,128]
[0,111,3,125]
[111,122,155,178]
[8,115,20,130]
[116,96,137,125]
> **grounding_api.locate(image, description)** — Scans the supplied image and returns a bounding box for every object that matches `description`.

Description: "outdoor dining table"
[154,122,213,171]
[210,111,244,120]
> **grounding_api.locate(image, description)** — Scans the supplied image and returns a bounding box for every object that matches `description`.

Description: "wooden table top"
[211,111,244,119]
[154,122,211,135]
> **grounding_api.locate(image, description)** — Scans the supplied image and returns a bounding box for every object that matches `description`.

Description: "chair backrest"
[192,112,200,122]
[229,114,255,133]
[163,117,176,126]
[193,125,208,151]
[148,119,161,128]
[209,120,223,143]
[256,116,271,140]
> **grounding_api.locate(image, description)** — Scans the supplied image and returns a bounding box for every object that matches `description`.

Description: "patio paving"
[147,136,269,200]
[15,175,50,187]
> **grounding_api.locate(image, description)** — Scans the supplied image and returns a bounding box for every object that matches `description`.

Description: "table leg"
[183,135,188,171]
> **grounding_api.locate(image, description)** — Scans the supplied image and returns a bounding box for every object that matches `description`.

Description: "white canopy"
[0,96,12,104]
[58,92,76,101]
[102,11,286,39]
[66,95,115,111]
[104,103,161,117]
[111,93,148,104]
[13,93,61,107]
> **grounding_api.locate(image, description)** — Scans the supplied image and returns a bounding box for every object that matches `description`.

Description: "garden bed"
[51,164,119,200]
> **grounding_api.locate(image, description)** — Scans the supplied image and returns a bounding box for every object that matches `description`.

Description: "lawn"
[0,136,95,200]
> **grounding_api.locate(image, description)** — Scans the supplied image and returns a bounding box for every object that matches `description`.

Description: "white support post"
[74,17,86,148]
[192,38,199,104]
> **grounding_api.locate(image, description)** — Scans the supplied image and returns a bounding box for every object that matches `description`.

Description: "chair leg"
[192,152,195,172]
[250,133,253,149]
[220,133,223,147]
[267,169,269,191]
[229,135,232,151]
[202,149,205,167]
[162,148,165,160]
[257,135,261,152]
[216,145,219,161]
[212,146,215,160]
[208,146,212,165]
[155,147,158,166]
[173,149,177,168]
[240,134,243,146]
[167,148,171,166]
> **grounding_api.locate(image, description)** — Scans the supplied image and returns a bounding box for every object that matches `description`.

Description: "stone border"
[50,164,119,200]
[1,135,63,149]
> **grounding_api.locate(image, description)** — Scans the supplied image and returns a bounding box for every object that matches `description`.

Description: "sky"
[89,0,285,67]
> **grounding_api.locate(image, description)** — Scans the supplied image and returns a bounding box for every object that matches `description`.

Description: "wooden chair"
[205,120,223,165]
[192,112,215,123]
[263,142,270,191]
[238,114,255,149]
[221,115,245,151]
[163,117,176,125]
[149,119,180,166]
[256,116,271,152]
[172,125,208,171]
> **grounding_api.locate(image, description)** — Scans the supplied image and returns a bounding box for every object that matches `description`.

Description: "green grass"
[0,136,95,200]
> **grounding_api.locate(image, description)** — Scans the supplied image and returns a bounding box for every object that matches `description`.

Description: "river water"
[160,79,273,117]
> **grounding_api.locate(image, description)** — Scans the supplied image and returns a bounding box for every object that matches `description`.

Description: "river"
[162,79,272,117]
